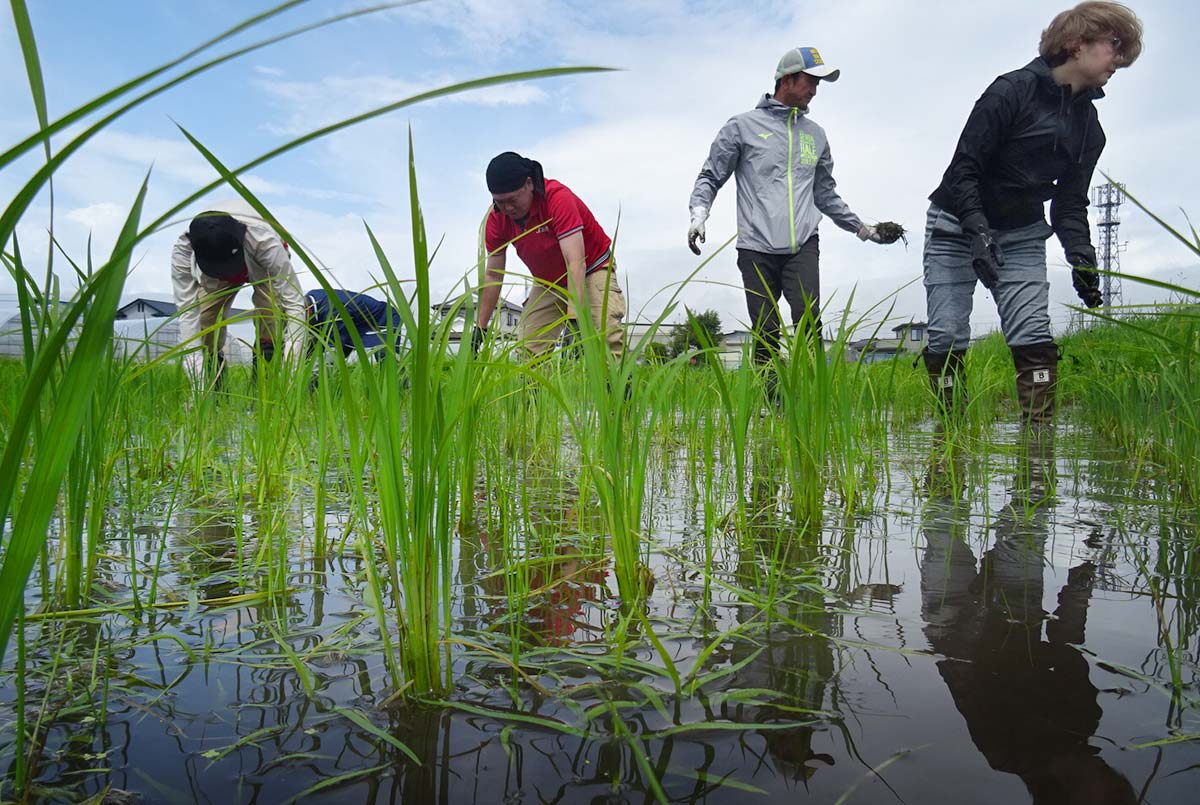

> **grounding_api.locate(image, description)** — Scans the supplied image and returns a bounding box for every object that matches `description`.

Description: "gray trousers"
[922,204,1054,353]
[738,236,820,365]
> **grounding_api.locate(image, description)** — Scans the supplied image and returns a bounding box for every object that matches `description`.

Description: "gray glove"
[687,206,708,255]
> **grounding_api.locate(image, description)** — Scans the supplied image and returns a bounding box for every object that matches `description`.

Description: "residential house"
[433,294,523,341]
[845,321,928,363]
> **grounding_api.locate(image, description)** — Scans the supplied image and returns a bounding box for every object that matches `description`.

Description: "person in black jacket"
[922,2,1142,431]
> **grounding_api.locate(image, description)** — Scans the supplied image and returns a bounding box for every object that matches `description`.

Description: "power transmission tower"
[1092,182,1124,307]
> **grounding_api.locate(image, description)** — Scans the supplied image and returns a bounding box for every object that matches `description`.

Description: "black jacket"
[930,57,1104,266]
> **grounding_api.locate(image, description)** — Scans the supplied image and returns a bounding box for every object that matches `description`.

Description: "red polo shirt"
[485,179,613,287]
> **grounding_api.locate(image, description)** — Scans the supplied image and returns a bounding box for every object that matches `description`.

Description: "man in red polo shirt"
[476,152,625,359]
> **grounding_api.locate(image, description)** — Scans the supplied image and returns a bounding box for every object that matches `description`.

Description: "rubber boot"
[1011,342,1058,430]
[1014,426,1055,508]
[251,339,276,382]
[923,349,967,425]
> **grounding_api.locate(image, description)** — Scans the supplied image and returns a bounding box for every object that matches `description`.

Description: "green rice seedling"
[0,179,147,664]
[1070,304,1199,501]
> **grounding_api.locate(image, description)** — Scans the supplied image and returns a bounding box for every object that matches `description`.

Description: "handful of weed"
[874,221,907,245]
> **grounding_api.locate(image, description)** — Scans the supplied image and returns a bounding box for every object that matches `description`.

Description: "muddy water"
[2,428,1198,803]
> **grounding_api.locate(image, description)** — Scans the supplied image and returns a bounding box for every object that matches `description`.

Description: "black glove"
[960,213,1004,290]
[470,325,485,355]
[561,317,581,344]
[1071,266,1104,308]
[561,318,582,357]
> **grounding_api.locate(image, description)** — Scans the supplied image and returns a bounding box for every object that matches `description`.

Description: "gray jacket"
[690,94,862,254]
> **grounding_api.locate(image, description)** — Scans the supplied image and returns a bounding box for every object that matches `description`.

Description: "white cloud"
[254,73,549,136]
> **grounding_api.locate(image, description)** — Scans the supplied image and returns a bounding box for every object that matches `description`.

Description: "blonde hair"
[1040,2,1143,67]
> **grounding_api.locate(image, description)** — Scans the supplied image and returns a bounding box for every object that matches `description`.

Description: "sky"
[1,0,1197,338]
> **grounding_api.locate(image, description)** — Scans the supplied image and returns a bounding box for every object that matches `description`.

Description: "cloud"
[254,72,549,136]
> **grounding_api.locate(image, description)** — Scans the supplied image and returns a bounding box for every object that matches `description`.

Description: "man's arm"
[687,118,743,252]
[813,141,864,234]
[254,232,308,358]
[558,232,587,319]
[477,251,505,329]
[689,117,742,211]
[170,234,205,382]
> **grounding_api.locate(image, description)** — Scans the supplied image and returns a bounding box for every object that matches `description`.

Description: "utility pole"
[1091,182,1124,307]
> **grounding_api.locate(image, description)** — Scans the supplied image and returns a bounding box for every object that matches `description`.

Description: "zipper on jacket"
[1075,93,1094,164]
[787,108,797,253]
[1052,86,1066,155]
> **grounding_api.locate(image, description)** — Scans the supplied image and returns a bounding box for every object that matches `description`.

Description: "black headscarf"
[486,151,545,195]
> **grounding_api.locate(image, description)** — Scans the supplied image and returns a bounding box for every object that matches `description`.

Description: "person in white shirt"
[170,200,306,387]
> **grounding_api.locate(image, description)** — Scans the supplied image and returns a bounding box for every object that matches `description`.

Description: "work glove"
[561,317,581,345]
[470,325,485,355]
[857,223,883,244]
[1071,266,1104,308]
[687,206,709,255]
[960,213,1004,290]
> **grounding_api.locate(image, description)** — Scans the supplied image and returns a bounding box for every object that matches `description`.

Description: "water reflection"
[722,441,841,786]
[171,508,242,600]
[467,473,610,648]
[921,439,1136,804]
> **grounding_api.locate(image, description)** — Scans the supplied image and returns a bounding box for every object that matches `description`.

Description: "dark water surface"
[3,427,1198,803]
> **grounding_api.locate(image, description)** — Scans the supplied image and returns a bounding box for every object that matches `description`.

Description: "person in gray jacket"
[688,46,887,379]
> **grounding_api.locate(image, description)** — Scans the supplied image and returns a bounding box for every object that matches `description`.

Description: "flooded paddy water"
[3,397,1197,804]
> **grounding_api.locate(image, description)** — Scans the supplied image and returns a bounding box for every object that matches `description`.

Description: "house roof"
[891,321,927,335]
[116,298,178,318]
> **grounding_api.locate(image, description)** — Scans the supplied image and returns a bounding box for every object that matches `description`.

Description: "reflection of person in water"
[719,440,838,787]
[920,445,1135,804]
[472,479,609,647]
[172,509,241,600]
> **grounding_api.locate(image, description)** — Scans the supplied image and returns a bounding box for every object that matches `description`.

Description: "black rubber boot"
[1010,342,1059,428]
[923,349,967,423]
[251,339,276,381]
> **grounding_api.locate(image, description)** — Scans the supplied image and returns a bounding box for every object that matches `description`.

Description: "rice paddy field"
[2,3,1199,802]
[2,293,1199,804]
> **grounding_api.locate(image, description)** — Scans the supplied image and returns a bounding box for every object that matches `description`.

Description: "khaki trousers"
[519,269,626,359]
[198,280,280,357]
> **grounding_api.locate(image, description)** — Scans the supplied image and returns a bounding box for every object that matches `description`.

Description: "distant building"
[0,299,72,358]
[433,294,522,340]
[845,321,928,363]
[109,297,258,363]
[624,320,674,350]
[891,321,928,353]
[115,298,178,319]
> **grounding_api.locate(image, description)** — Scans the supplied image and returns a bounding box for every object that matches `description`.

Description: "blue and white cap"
[775,47,840,82]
